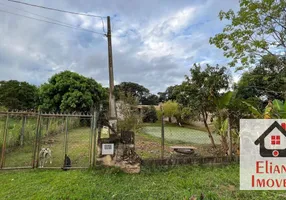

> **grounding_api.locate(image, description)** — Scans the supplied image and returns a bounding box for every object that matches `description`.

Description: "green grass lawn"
[3,127,92,168]
[141,125,220,145]
[1,164,285,200]
[136,123,225,159]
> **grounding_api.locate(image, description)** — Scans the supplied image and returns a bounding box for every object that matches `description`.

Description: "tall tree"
[0,80,38,110]
[157,92,167,102]
[235,54,286,100]
[210,0,286,68]
[176,64,230,148]
[165,85,181,101]
[114,82,149,104]
[39,71,107,112]
[141,94,159,105]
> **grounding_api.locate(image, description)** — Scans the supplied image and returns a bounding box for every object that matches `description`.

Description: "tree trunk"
[227,113,232,156]
[218,111,228,154]
[221,135,228,154]
[202,111,216,148]
[46,118,50,135]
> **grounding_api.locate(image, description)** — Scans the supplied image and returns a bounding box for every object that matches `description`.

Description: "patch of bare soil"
[135,133,224,159]
[135,134,172,159]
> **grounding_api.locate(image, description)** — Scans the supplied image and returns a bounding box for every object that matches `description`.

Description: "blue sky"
[0,0,240,93]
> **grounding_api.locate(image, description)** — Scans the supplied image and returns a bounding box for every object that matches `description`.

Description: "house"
[254,121,286,157]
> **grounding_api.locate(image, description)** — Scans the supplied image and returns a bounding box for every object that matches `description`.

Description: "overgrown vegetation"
[116,92,142,133]
[3,126,91,168]
[0,117,81,153]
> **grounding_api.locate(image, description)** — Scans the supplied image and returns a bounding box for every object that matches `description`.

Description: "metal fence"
[0,111,98,170]
[0,110,239,170]
[136,117,238,161]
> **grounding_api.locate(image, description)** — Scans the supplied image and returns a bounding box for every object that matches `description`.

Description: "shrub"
[142,106,158,123]
[117,92,142,132]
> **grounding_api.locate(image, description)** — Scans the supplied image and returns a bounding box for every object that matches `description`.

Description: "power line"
[8,0,106,19]
[6,0,107,34]
[0,2,105,34]
[0,9,106,35]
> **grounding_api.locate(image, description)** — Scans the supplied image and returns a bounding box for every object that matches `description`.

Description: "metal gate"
[0,111,98,170]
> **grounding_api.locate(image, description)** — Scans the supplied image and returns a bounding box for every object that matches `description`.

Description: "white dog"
[39,148,52,168]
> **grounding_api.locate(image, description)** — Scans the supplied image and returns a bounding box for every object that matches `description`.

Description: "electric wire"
[6,0,107,34]
[0,9,106,35]
[8,0,106,18]
[0,2,105,34]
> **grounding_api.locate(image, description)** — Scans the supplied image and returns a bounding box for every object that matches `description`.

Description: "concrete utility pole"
[106,16,117,134]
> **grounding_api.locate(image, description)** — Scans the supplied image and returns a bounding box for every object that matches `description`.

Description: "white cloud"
[0,0,239,93]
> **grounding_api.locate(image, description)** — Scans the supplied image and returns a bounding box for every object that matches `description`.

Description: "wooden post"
[32,113,41,168]
[0,114,9,169]
[36,117,43,168]
[46,117,50,135]
[20,116,26,146]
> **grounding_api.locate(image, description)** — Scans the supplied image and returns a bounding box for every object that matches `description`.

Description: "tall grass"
[0,116,82,152]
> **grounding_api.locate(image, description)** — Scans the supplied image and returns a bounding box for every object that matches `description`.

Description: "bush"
[117,92,142,132]
[0,106,7,111]
[142,106,158,123]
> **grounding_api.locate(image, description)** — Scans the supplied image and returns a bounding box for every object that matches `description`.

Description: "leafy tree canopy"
[210,0,286,68]
[176,64,230,147]
[157,85,181,103]
[114,82,150,104]
[162,100,179,118]
[39,71,107,112]
[157,92,167,103]
[0,80,38,110]
[177,64,230,111]
[235,54,286,100]
[141,94,159,105]
[142,106,158,123]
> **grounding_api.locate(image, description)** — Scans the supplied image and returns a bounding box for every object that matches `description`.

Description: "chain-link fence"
[136,118,235,161]
[0,111,98,170]
[1,114,37,169]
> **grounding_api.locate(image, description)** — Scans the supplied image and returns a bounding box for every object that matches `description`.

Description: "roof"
[254,121,286,145]
[136,104,161,110]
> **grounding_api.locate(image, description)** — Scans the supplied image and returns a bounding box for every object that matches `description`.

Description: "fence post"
[32,112,41,168]
[161,105,165,159]
[89,113,94,167]
[63,116,69,168]
[0,114,9,169]
[92,108,98,167]
[36,115,43,168]
[20,116,26,146]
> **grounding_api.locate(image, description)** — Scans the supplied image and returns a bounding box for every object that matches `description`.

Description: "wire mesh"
[137,121,227,160]
[0,112,96,170]
[2,115,37,168]
[38,117,65,168]
[65,117,92,168]
[0,114,6,168]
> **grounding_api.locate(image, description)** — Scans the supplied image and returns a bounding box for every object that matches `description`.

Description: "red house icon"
[254,122,286,157]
